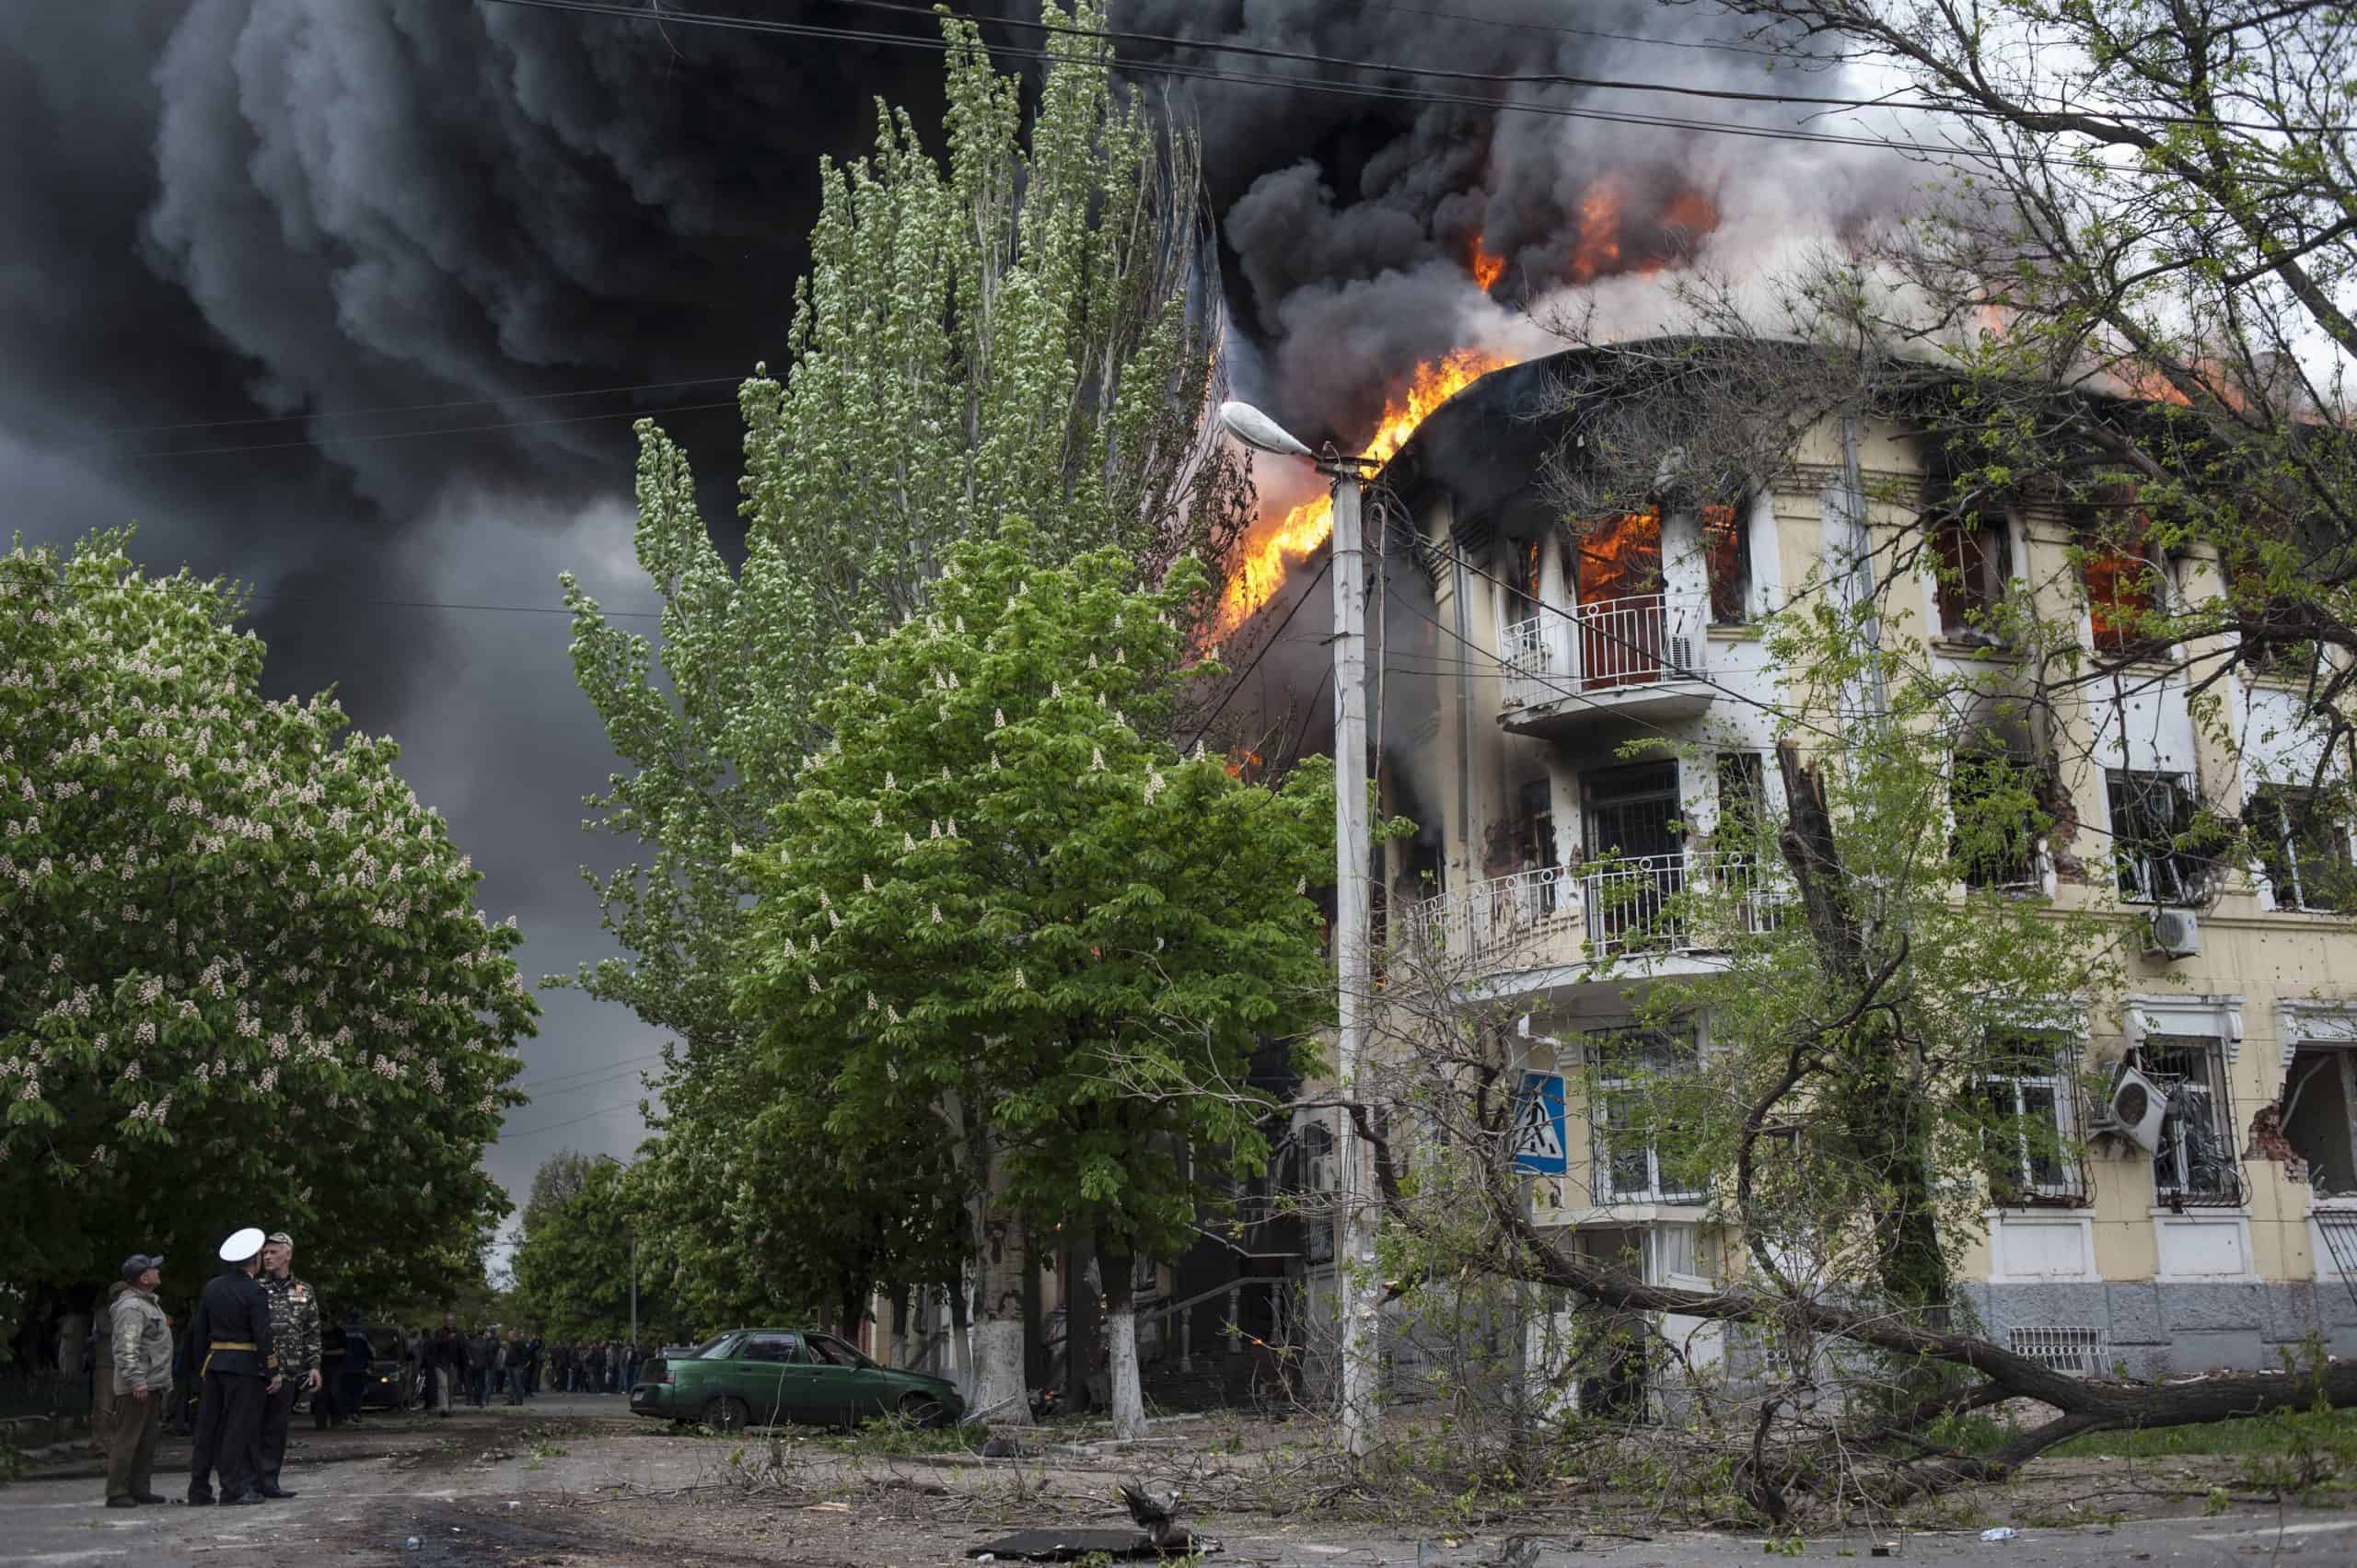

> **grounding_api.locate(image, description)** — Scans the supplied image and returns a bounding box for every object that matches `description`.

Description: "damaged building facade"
[1342,344,2357,1388]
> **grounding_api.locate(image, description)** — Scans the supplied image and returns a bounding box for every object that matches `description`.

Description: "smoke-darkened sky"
[1,0,1894,1254]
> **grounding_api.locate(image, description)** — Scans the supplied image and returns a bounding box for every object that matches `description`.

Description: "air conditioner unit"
[1306,1154,1340,1194]
[1667,635,1694,675]
[2144,908,2200,959]
[2103,1063,2170,1153]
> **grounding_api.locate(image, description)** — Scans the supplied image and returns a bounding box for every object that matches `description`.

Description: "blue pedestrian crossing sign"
[1513,1071,1568,1175]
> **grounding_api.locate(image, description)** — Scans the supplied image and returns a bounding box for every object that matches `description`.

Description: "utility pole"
[1215,401,1382,1460]
[630,1235,639,1349]
[1328,461,1379,1459]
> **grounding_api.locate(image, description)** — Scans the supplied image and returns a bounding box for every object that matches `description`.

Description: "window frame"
[2106,769,2209,905]
[1977,1036,2085,1207]
[2249,785,2355,913]
[1932,509,2014,645]
[2138,1035,2244,1208]
[1588,1027,1707,1205]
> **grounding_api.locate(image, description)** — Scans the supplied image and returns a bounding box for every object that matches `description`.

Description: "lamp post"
[1216,400,1380,1459]
[597,1153,639,1351]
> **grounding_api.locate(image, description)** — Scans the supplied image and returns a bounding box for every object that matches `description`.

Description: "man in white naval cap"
[185,1226,278,1506]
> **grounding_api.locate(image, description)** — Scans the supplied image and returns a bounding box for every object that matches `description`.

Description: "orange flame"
[1570,178,1625,283]
[1470,237,1506,291]
[1213,350,1515,636]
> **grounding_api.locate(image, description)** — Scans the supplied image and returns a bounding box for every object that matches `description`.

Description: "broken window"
[1978,1036,2085,1206]
[1589,1027,1708,1204]
[2282,1048,2357,1199]
[2249,786,2356,913]
[1933,510,2013,644]
[2081,506,2168,654]
[1953,749,2049,890]
[2106,770,2209,904]
[1714,751,1765,842]
[1702,502,1750,625]
[2140,1036,2243,1207]
[1574,511,1664,604]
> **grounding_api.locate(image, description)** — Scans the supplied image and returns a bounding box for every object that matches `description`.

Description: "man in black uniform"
[187,1226,277,1506]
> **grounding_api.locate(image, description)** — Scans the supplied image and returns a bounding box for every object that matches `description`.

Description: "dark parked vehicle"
[629,1330,960,1431]
[355,1324,415,1410]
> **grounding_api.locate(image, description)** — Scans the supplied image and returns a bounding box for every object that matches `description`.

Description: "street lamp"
[1216,399,1380,1460]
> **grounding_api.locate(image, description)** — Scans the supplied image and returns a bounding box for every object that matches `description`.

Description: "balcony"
[1497,591,1714,736]
[1391,851,1785,982]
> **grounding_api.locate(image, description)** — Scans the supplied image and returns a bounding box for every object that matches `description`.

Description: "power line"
[490,0,2345,153]
[1187,555,1334,751]
[844,0,2337,133]
[124,399,739,459]
[240,592,661,621]
[95,375,749,438]
[477,0,2004,162]
[513,1050,668,1092]
[499,1096,658,1143]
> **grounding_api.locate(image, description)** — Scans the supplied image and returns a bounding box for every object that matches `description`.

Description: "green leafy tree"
[561,0,1243,1068]
[731,524,1332,1432]
[1713,0,2357,817]
[508,1153,689,1344]
[632,1050,967,1343]
[0,531,531,1309]
[559,0,1249,1398]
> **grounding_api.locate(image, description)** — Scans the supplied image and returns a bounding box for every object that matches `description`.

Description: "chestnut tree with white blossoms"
[0,532,532,1307]
[728,526,1332,1435]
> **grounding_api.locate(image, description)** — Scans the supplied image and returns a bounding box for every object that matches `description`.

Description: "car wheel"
[897,1393,947,1429]
[703,1395,751,1433]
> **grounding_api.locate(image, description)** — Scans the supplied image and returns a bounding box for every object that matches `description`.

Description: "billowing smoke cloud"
[0,0,1914,1202]
[1120,0,1902,447]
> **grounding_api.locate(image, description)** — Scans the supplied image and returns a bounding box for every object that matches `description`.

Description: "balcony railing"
[1391,851,1785,969]
[1498,590,1711,714]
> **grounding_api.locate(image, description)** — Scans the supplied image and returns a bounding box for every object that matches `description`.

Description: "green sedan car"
[629,1329,962,1431]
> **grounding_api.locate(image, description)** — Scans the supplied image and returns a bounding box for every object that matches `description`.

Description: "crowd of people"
[89,1225,654,1509]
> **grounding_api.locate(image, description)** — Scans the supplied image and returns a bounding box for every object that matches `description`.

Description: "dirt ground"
[7,1392,2357,1567]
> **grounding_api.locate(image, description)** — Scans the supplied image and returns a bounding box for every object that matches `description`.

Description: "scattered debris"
[967,1527,1219,1562]
[1978,1526,2018,1542]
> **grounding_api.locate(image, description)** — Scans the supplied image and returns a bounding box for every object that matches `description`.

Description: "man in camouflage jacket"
[255,1231,319,1498]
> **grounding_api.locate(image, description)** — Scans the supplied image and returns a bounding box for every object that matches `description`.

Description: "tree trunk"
[970,1159,1031,1426]
[1101,1247,1146,1441]
[948,1278,974,1398]
[1064,1222,1097,1414]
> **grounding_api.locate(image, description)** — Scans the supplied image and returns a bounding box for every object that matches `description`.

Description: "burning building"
[1248,342,2357,1402]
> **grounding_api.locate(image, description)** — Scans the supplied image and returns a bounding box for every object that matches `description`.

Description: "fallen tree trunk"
[1338,1086,2357,1504]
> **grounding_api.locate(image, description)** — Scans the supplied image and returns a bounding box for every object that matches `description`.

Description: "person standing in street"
[585,1341,606,1396]
[103,1253,172,1508]
[314,1319,344,1430]
[254,1232,319,1498]
[504,1330,525,1405]
[187,1226,276,1507]
[431,1313,465,1417]
[337,1313,373,1424]
[468,1324,496,1408]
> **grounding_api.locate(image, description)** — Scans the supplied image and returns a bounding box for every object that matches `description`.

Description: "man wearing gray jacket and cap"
[105,1254,172,1507]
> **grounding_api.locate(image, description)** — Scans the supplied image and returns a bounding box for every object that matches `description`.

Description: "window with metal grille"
[2007,1325,2109,1376]
[2249,786,2356,913]
[1978,1036,2087,1206]
[1589,1027,1708,1203]
[1954,749,2050,891]
[2140,1035,2245,1207]
[2106,770,2209,905]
